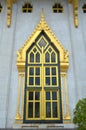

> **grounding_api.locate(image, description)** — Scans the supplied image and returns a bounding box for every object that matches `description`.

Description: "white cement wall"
[0,0,86,128]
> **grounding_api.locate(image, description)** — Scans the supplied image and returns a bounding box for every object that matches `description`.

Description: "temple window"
[82,4,86,13]
[22,3,33,13]
[52,3,63,13]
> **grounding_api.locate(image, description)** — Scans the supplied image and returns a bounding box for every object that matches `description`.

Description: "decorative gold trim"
[69,0,78,28]
[6,0,12,27]
[73,0,78,28]
[16,9,70,123]
[64,73,70,120]
[15,73,22,121]
[17,9,69,73]
[6,0,17,27]
[61,72,71,122]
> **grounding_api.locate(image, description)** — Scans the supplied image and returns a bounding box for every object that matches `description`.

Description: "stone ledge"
[0,128,77,130]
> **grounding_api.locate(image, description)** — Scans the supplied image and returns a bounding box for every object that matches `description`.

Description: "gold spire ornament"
[69,0,79,28]
[6,0,12,27]
[6,0,17,27]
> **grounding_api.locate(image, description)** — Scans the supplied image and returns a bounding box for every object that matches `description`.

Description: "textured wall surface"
[0,0,86,128]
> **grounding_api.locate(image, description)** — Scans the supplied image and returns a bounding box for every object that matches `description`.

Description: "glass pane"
[45,52,50,62]
[46,92,50,100]
[35,102,40,117]
[46,68,50,75]
[51,52,56,62]
[35,77,40,85]
[46,77,50,85]
[29,68,34,75]
[52,102,57,118]
[48,48,52,52]
[52,92,57,100]
[52,68,56,75]
[36,52,40,62]
[29,92,33,100]
[52,77,57,85]
[46,102,51,117]
[30,52,34,62]
[29,77,34,85]
[38,38,46,47]
[28,102,33,118]
[33,48,37,53]
[35,92,40,100]
[36,68,40,75]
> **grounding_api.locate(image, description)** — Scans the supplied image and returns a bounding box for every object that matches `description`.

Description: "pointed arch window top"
[17,10,69,72]
[38,38,46,47]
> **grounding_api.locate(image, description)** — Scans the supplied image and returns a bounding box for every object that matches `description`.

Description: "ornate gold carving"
[61,72,71,122]
[7,0,12,27]
[69,0,78,28]
[73,0,78,28]
[17,9,69,73]
[15,74,22,121]
[16,10,70,123]
[6,0,17,27]
[64,73,70,120]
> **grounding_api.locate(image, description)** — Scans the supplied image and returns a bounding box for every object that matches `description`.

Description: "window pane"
[46,102,51,117]
[46,92,50,100]
[52,92,57,100]
[35,77,40,85]
[29,92,33,100]
[33,48,37,53]
[35,102,40,117]
[46,77,50,85]
[45,52,50,62]
[28,102,33,118]
[30,52,34,62]
[38,38,46,47]
[29,77,34,85]
[52,102,57,118]
[36,68,40,75]
[29,68,34,75]
[36,52,40,62]
[52,68,56,75]
[46,68,50,75]
[48,48,52,52]
[52,77,57,85]
[51,52,55,62]
[35,92,40,100]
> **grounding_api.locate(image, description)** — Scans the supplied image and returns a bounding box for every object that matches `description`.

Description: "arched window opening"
[82,4,86,13]
[52,3,64,13]
[51,52,56,62]
[22,3,33,13]
[45,52,50,62]
[30,52,34,62]
[36,52,40,62]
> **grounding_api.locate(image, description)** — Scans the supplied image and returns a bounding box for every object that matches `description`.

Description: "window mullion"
[51,91,53,118]
[50,67,52,86]
[34,67,35,86]
[33,92,35,118]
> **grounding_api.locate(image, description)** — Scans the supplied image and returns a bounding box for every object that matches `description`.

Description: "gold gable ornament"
[17,9,69,73]
[16,9,71,124]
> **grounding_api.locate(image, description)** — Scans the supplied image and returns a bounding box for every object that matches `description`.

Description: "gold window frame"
[15,10,70,124]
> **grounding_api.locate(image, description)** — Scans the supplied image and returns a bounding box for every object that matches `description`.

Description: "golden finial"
[41,8,45,21]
